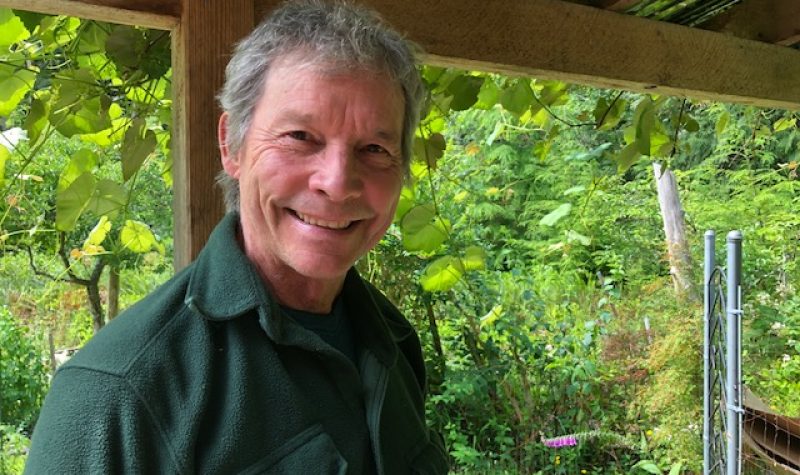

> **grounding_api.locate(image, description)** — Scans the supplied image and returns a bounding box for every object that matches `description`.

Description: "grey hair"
[217,0,425,212]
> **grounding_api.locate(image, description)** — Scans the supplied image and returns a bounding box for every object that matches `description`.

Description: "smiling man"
[25,1,449,474]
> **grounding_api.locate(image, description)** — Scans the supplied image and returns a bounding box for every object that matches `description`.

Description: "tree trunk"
[653,162,698,302]
[108,267,120,320]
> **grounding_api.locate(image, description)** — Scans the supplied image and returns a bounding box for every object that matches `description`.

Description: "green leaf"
[0,145,8,188]
[401,204,448,252]
[480,304,503,328]
[56,172,96,231]
[667,462,683,475]
[420,255,464,292]
[774,117,797,132]
[413,133,446,170]
[683,115,699,132]
[122,119,157,181]
[715,111,730,136]
[106,25,145,70]
[536,80,568,107]
[566,230,591,246]
[0,9,30,47]
[394,186,415,223]
[500,79,534,115]
[59,149,98,192]
[80,103,127,146]
[475,79,500,109]
[633,97,655,156]
[594,96,626,130]
[0,63,36,117]
[120,219,156,253]
[563,185,586,196]
[614,143,640,174]
[462,246,486,271]
[632,460,662,475]
[539,203,572,227]
[83,216,111,247]
[23,97,49,145]
[447,75,484,111]
[87,179,128,217]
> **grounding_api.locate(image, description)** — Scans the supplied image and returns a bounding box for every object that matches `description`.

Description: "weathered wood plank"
[0,0,178,29]
[701,0,800,47]
[171,0,253,268]
[256,0,800,110]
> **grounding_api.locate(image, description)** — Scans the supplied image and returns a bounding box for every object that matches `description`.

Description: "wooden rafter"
[256,0,800,111]
[0,0,179,29]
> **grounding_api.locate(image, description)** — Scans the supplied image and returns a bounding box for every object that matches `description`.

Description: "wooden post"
[171,0,254,269]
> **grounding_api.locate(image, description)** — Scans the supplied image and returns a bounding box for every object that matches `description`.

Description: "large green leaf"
[0,64,36,116]
[412,133,446,169]
[420,255,464,292]
[401,204,449,252]
[594,96,627,130]
[120,220,156,253]
[0,9,29,47]
[52,96,112,137]
[394,186,415,223]
[23,96,50,145]
[87,179,128,217]
[447,75,484,111]
[462,246,486,271]
[475,79,500,109]
[105,25,145,71]
[500,79,534,115]
[56,172,96,231]
[84,216,111,247]
[58,149,98,192]
[633,97,655,156]
[614,143,640,174]
[539,203,572,227]
[122,119,157,181]
[80,103,127,146]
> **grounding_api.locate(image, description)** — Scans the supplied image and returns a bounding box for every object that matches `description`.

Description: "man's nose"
[309,145,363,202]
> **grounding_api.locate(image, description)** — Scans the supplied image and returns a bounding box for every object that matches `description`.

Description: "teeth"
[295,211,351,230]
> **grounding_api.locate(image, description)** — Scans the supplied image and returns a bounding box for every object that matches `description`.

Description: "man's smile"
[290,209,357,230]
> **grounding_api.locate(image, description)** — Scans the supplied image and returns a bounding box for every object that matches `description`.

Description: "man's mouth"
[292,210,354,230]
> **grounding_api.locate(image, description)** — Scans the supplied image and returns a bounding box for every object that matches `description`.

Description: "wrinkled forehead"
[263,49,402,96]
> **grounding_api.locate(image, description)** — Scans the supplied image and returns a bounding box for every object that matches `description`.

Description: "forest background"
[1,10,798,474]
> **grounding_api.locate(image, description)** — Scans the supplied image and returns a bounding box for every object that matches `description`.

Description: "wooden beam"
[0,0,178,29]
[701,0,800,47]
[171,0,253,269]
[254,0,800,110]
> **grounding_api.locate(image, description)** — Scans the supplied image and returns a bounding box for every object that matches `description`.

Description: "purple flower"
[543,435,579,448]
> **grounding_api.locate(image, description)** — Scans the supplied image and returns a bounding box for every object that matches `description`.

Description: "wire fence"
[704,230,800,475]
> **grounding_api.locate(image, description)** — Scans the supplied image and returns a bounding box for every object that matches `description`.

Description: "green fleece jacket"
[25,213,449,474]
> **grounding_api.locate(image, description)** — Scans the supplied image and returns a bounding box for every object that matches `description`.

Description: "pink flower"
[543,435,579,448]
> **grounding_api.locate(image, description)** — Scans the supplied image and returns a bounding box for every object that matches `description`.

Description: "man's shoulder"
[63,265,197,377]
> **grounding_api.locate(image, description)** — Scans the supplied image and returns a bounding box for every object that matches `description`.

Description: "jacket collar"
[184,213,398,367]
[184,212,269,321]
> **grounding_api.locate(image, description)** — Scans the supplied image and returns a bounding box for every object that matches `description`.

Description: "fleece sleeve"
[24,367,179,475]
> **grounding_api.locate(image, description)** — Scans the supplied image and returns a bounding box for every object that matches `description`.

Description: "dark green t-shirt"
[282,297,358,367]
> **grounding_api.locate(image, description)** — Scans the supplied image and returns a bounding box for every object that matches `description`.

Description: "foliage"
[0,306,49,433]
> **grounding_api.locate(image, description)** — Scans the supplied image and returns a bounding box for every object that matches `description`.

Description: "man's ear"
[218,112,240,179]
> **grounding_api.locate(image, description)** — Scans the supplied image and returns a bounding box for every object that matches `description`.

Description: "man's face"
[221,54,405,282]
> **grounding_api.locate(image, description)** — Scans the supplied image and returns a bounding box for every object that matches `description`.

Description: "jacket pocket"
[239,424,348,475]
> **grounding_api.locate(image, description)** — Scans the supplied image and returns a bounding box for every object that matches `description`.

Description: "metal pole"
[704,230,715,474]
[726,231,742,475]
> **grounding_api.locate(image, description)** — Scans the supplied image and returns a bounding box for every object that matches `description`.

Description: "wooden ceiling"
[1,0,799,265]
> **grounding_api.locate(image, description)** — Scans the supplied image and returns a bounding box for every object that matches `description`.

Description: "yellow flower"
[581,470,588,474]
[646,430,653,437]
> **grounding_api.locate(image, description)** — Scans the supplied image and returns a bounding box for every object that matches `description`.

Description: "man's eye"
[365,144,389,154]
[288,131,309,141]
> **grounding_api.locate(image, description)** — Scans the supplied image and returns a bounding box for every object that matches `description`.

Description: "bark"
[653,162,698,302]
[108,267,120,320]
